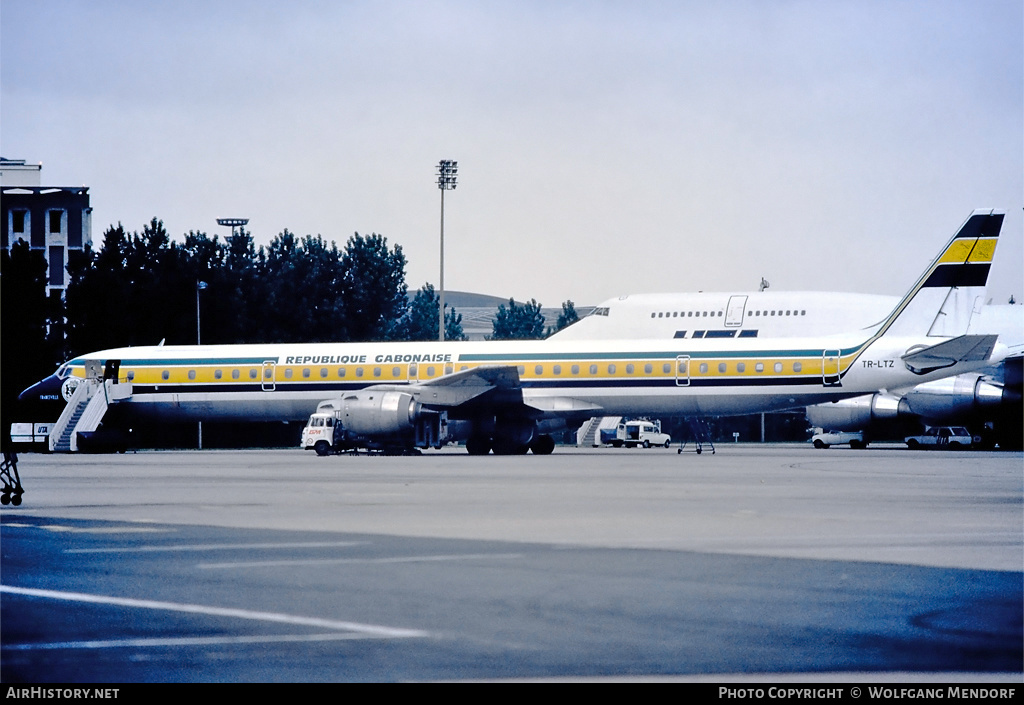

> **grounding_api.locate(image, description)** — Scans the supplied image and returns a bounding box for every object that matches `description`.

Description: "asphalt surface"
[1,445,1021,682]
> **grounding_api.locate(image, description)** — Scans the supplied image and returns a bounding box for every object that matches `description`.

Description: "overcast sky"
[3,1,1021,308]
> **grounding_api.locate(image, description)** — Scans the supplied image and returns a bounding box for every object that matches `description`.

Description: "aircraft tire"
[530,435,555,455]
[466,436,491,455]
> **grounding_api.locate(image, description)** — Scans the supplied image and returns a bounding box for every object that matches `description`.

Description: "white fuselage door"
[262,361,276,391]
[675,355,691,386]
[822,350,841,387]
[725,295,747,327]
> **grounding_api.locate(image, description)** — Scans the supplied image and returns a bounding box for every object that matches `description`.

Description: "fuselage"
[26,330,1004,424]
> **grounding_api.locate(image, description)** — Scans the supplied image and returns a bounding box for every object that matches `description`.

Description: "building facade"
[1,158,92,297]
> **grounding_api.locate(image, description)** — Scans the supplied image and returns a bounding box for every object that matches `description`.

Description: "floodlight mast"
[436,161,457,341]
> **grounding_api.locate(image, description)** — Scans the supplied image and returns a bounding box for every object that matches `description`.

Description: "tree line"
[2,218,579,433]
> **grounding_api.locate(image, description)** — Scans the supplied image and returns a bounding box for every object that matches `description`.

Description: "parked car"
[904,426,978,450]
[811,430,867,449]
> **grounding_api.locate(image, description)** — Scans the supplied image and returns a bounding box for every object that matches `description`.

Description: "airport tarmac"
[1,445,1021,682]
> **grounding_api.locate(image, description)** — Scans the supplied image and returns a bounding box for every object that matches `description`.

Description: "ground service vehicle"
[905,426,977,449]
[811,429,867,449]
[610,419,671,448]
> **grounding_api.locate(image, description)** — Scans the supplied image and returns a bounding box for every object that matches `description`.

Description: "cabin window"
[650,313,656,318]
[265,369,272,379]
[285,369,293,379]
[644,364,652,374]
[320,368,328,378]
[249,369,257,379]
[657,312,662,318]
[356,368,364,377]
[553,365,562,375]
[392,366,400,377]
[459,365,467,371]
[737,363,746,373]
[215,369,223,380]
[302,368,310,378]
[590,364,598,375]
[427,366,435,376]
[608,364,616,374]
[755,363,764,373]
[718,363,727,374]
[408,364,417,377]
[571,365,579,375]
[373,367,381,377]
[699,363,708,374]
[162,370,170,381]
[626,364,634,374]
[232,369,240,380]
[793,362,803,373]
[188,370,196,380]
[677,361,687,374]
[775,362,784,373]
[127,371,135,381]
[535,365,543,375]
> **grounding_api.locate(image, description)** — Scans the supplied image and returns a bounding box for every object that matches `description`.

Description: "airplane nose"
[19,375,62,403]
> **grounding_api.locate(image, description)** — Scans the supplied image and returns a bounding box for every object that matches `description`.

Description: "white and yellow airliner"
[21,210,1008,454]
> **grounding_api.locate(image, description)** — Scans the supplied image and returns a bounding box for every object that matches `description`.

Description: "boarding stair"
[576,416,622,447]
[49,375,131,452]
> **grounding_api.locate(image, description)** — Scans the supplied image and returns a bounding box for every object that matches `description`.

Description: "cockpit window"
[56,364,71,379]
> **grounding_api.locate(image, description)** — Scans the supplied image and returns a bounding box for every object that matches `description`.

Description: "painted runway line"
[0,585,429,639]
[196,551,525,569]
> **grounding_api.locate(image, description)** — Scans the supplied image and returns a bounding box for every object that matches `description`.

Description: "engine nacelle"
[904,374,1005,422]
[341,391,421,436]
[806,392,908,431]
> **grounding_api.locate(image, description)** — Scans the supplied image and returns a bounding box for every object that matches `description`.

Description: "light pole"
[436,160,457,341]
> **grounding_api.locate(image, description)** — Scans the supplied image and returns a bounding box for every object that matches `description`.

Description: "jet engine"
[806,392,909,431]
[340,391,422,436]
[904,373,1008,422]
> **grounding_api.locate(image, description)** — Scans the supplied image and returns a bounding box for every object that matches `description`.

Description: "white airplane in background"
[20,209,1009,454]
[549,226,1022,447]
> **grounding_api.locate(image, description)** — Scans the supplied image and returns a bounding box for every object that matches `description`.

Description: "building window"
[12,211,26,233]
[48,246,64,286]
[49,210,63,233]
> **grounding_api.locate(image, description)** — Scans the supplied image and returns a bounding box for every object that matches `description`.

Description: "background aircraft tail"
[877,209,1003,340]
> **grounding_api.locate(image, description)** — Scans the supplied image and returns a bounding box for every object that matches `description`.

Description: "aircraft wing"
[902,334,999,375]
[367,365,603,418]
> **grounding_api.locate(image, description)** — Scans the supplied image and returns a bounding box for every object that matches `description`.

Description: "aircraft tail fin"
[878,209,1003,339]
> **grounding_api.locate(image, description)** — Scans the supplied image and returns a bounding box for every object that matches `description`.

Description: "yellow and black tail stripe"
[922,211,1001,288]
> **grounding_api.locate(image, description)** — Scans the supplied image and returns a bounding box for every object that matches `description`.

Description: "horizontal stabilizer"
[901,334,998,375]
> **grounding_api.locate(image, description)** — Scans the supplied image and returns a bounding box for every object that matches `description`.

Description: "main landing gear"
[466,434,556,455]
